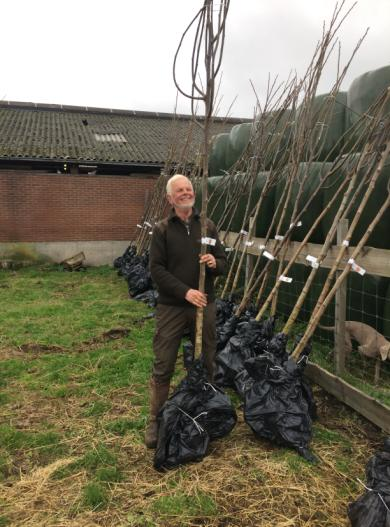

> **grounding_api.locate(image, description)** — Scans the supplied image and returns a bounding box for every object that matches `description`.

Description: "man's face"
[167,177,195,210]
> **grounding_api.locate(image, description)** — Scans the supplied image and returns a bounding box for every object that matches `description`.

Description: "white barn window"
[94,133,127,143]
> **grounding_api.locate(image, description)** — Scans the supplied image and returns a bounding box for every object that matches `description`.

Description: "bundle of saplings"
[154,359,237,471]
[113,245,155,300]
[243,337,317,462]
[348,438,390,527]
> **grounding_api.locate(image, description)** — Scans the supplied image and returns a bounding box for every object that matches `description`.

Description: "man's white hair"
[166,174,192,195]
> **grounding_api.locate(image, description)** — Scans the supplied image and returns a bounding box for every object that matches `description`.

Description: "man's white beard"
[173,198,195,210]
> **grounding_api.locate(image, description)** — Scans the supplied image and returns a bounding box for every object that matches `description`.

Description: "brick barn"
[0,101,247,264]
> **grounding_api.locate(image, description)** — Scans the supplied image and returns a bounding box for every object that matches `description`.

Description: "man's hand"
[200,253,216,269]
[185,288,207,308]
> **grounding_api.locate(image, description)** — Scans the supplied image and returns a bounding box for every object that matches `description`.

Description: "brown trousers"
[152,302,216,384]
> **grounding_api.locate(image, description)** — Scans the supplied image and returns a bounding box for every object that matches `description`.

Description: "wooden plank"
[335,219,348,375]
[305,362,390,434]
[220,231,390,277]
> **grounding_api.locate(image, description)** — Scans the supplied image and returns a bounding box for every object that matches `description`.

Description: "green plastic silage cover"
[225,122,253,168]
[345,65,390,151]
[321,154,390,250]
[209,133,231,177]
[296,92,347,162]
[274,162,334,244]
[226,172,275,236]
[260,109,295,170]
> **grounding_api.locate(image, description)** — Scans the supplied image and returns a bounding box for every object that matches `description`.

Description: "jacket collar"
[168,207,200,222]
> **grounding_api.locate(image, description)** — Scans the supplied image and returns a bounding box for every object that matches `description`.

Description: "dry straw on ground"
[1,383,384,527]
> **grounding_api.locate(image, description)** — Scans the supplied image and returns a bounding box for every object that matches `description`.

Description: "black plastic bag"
[215,298,235,326]
[154,360,236,470]
[243,354,316,462]
[216,314,239,351]
[214,333,251,387]
[115,245,137,274]
[348,438,390,527]
[154,402,210,471]
[234,368,254,400]
[133,289,158,308]
[182,341,194,370]
[214,318,275,387]
[170,360,237,440]
[127,264,152,296]
[267,332,289,363]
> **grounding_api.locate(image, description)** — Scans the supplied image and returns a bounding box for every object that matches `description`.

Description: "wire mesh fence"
[256,265,390,393]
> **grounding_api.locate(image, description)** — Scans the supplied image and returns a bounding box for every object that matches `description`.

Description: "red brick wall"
[0,170,158,242]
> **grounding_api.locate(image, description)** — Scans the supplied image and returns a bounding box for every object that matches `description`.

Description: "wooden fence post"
[334,219,348,375]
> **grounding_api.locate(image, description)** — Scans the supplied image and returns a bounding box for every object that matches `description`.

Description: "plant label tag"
[263,251,275,261]
[275,235,284,241]
[144,221,152,227]
[225,247,234,252]
[306,254,319,268]
[290,221,303,229]
[201,237,216,246]
[348,258,366,276]
[342,240,350,247]
[279,275,293,283]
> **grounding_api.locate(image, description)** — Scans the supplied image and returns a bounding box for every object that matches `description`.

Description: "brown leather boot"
[144,378,170,449]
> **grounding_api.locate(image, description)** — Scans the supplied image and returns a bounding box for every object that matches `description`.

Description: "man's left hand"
[200,253,216,269]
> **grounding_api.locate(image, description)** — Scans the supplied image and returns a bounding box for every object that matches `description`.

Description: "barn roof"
[0,101,249,167]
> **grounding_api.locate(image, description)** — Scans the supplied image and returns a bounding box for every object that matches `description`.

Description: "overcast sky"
[1,0,389,118]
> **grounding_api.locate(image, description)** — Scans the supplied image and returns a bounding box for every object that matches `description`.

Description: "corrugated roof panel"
[0,102,250,165]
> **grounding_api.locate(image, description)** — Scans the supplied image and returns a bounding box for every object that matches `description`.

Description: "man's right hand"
[185,289,207,308]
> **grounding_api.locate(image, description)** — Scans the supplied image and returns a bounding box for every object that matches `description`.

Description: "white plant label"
[279,275,293,283]
[201,237,216,246]
[275,235,284,241]
[342,240,350,247]
[306,255,320,268]
[290,221,303,229]
[263,251,275,261]
[348,258,366,276]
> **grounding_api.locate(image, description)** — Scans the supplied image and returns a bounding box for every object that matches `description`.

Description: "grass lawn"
[0,265,386,526]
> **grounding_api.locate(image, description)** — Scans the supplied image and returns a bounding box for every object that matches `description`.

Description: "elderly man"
[145,174,227,448]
